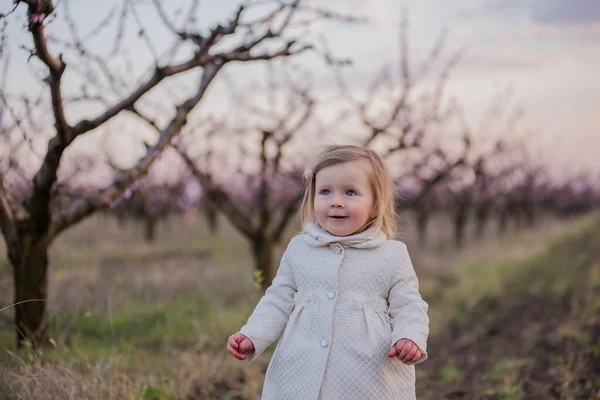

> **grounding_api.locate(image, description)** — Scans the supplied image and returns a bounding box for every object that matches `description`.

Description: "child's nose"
[331,194,344,207]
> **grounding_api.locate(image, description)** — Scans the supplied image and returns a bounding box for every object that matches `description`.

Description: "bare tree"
[0,0,329,347]
[108,180,190,242]
[340,11,467,159]
[199,191,220,234]
[442,88,525,246]
[175,67,314,289]
[103,139,192,242]
[395,141,471,246]
[545,174,599,216]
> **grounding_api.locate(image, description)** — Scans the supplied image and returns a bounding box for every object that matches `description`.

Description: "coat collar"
[302,222,387,249]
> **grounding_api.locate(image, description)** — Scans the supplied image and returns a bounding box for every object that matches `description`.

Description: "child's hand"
[388,338,421,363]
[227,333,255,360]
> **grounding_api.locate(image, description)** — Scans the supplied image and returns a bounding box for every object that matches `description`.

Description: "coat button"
[321,339,329,348]
[327,291,335,300]
[335,246,342,254]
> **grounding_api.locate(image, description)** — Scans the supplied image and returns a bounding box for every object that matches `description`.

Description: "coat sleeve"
[238,243,297,362]
[388,242,430,365]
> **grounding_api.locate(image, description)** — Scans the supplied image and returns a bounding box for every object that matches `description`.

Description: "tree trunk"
[202,200,219,234]
[524,202,536,227]
[513,207,524,229]
[475,205,489,238]
[252,236,275,292]
[498,208,508,234]
[415,208,429,246]
[12,239,50,348]
[144,215,157,242]
[453,204,468,247]
[116,211,127,228]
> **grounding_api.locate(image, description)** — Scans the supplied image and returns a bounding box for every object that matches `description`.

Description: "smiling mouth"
[329,216,348,219]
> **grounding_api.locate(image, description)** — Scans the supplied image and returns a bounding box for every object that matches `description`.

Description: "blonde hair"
[299,145,397,238]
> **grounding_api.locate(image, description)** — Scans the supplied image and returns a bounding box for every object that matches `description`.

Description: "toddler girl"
[227,145,429,399]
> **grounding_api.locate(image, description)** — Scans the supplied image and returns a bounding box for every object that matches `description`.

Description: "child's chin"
[327,227,354,236]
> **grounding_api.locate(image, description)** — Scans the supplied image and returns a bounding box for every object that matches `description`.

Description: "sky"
[1,0,599,183]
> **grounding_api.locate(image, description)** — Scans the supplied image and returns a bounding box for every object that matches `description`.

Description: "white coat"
[239,222,429,400]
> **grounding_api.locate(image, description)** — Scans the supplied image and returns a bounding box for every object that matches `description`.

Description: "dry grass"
[0,211,594,399]
[0,214,274,399]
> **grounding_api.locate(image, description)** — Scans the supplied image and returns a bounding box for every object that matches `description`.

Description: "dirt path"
[417,219,600,399]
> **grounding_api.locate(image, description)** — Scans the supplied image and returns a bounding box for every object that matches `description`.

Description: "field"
[0,211,598,399]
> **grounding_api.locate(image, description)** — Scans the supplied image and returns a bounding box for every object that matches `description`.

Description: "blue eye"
[346,189,356,196]
[320,189,330,195]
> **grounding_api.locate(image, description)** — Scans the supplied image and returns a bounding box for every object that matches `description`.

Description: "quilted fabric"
[238,222,429,400]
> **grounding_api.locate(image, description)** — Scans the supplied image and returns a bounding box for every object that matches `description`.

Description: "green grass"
[438,360,465,382]
[425,213,600,336]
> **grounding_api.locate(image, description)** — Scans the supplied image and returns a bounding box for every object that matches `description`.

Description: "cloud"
[457,0,600,25]
[454,0,526,22]
[531,0,600,25]
[459,52,543,74]
[483,0,526,14]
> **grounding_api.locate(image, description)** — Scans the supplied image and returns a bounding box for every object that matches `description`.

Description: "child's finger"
[239,338,254,353]
[227,342,240,357]
[387,346,397,358]
[397,342,412,360]
[227,343,247,360]
[231,333,249,346]
[403,345,418,362]
[226,341,239,354]
[227,342,236,354]
[228,336,239,348]
[409,348,422,362]
[389,340,405,358]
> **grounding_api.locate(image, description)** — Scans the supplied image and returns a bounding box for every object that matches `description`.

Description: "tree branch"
[70,60,201,138]
[175,146,256,239]
[221,41,312,63]
[127,106,161,132]
[270,189,303,242]
[0,182,25,255]
[47,63,222,243]
[258,131,271,232]
[273,90,314,173]
[71,5,309,139]
[29,12,69,143]
[25,4,70,238]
